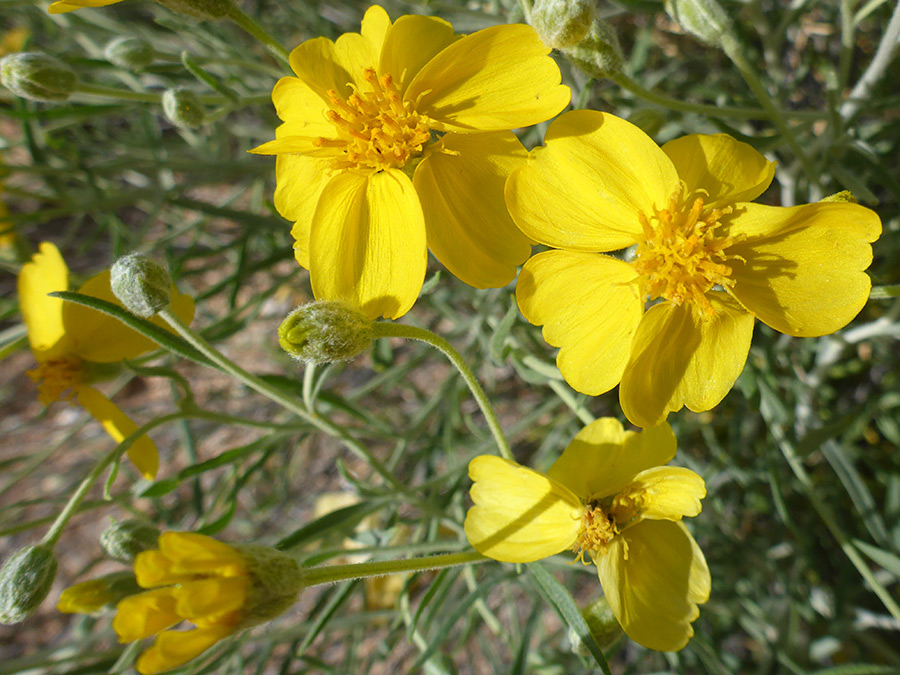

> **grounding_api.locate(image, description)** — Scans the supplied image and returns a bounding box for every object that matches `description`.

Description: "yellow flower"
[47,0,123,13]
[252,5,570,319]
[113,532,304,675]
[0,26,29,56]
[509,110,882,427]
[464,418,710,652]
[17,242,195,478]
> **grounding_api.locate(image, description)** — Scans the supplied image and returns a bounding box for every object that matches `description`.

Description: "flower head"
[17,242,195,478]
[252,5,570,319]
[113,532,304,675]
[464,418,709,651]
[508,110,882,427]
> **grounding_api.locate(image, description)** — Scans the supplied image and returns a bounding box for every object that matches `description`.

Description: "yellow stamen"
[27,355,84,405]
[316,68,432,172]
[633,188,742,318]
[574,502,618,562]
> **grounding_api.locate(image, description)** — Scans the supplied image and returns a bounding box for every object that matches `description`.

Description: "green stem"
[226,4,290,67]
[303,551,488,587]
[610,72,823,121]
[371,323,513,461]
[74,83,271,107]
[720,39,819,185]
[158,310,413,496]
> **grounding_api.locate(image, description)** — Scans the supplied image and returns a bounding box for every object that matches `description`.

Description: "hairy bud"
[0,52,78,102]
[234,544,307,626]
[570,596,624,655]
[104,37,155,70]
[664,0,735,49]
[278,301,374,363]
[110,253,172,317]
[531,0,596,50]
[0,544,57,624]
[100,519,161,563]
[162,88,206,129]
[560,19,624,79]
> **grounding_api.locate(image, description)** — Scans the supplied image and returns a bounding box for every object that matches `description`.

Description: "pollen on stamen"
[317,67,431,172]
[633,188,743,318]
[573,503,618,563]
[27,356,85,405]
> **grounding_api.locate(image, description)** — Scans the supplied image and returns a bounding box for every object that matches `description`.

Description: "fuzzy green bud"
[234,544,306,627]
[278,301,374,363]
[0,52,78,102]
[162,88,206,129]
[57,572,141,614]
[0,545,58,624]
[570,597,624,655]
[100,519,161,563]
[104,37,155,70]
[153,0,235,20]
[531,0,596,50]
[558,18,624,79]
[110,253,172,317]
[664,0,735,49]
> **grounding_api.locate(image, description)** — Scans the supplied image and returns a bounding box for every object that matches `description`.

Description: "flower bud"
[558,19,624,79]
[664,0,735,49]
[0,544,57,624]
[820,190,858,204]
[570,596,623,655]
[531,0,596,50]
[278,301,374,363]
[234,544,307,626]
[57,571,141,614]
[100,519,161,563]
[0,52,78,102]
[104,37,155,70]
[162,88,206,129]
[110,253,172,317]
[153,0,235,20]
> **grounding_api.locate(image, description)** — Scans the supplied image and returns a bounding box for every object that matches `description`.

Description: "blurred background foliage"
[1,0,899,673]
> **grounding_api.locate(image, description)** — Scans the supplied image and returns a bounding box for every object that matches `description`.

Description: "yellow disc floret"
[633,188,741,317]
[316,68,431,172]
[574,502,618,562]
[27,355,85,405]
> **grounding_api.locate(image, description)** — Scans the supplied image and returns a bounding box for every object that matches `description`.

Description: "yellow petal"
[310,169,426,320]
[619,293,755,428]
[547,419,677,500]
[464,455,583,562]
[18,241,71,360]
[136,626,233,675]
[113,588,180,642]
[249,136,328,156]
[414,131,531,288]
[157,532,246,577]
[173,577,249,620]
[273,153,335,269]
[268,77,334,140]
[506,110,677,251]
[134,550,195,588]
[662,134,776,208]
[516,250,642,396]
[379,14,457,96]
[406,24,569,132]
[48,0,123,13]
[76,386,159,479]
[625,466,706,521]
[64,270,195,363]
[727,201,881,337]
[595,520,709,652]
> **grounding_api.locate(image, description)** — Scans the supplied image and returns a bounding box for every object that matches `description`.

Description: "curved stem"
[226,4,290,67]
[371,322,513,461]
[610,72,823,121]
[303,550,488,587]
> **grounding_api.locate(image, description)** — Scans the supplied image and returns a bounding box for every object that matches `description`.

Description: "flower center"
[27,355,85,405]
[633,188,741,318]
[315,68,432,172]
[573,489,646,562]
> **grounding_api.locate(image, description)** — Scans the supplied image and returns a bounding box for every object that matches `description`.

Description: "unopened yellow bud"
[0,544,57,624]
[162,88,206,129]
[104,37,155,70]
[0,52,78,102]
[57,572,141,614]
[110,253,172,317]
[664,0,735,49]
[100,519,161,562]
[153,0,235,19]
[278,301,374,363]
[531,0,596,50]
